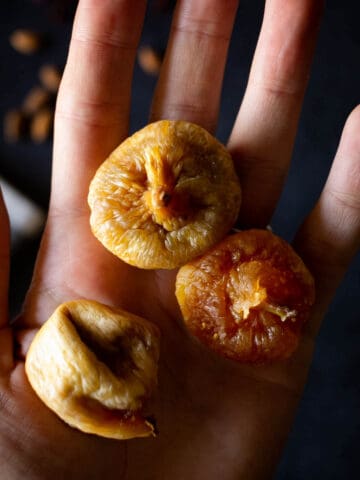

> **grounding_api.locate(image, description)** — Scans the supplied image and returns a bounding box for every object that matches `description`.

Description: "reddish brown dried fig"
[25,300,160,439]
[88,120,241,269]
[176,229,315,363]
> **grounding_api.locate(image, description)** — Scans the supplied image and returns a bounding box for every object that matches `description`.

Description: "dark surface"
[1,0,360,478]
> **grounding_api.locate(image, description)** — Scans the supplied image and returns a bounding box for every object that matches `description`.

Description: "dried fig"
[176,229,315,363]
[25,300,160,439]
[88,120,241,269]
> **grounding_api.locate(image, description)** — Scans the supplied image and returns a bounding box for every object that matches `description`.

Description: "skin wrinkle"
[246,80,305,101]
[72,35,138,52]
[59,51,133,107]
[254,18,314,94]
[303,204,359,268]
[326,164,360,207]
[171,24,232,43]
[324,188,360,220]
[75,1,146,45]
[55,109,126,130]
[178,0,238,35]
[47,204,91,219]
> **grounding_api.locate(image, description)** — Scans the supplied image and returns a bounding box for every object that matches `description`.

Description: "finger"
[294,105,360,335]
[228,0,324,227]
[150,0,239,133]
[14,328,37,361]
[52,0,147,214]
[0,187,10,326]
[0,186,13,374]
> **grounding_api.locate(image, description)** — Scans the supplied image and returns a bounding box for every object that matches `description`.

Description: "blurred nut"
[30,107,53,143]
[138,46,163,76]
[9,29,42,55]
[3,109,27,143]
[23,86,51,115]
[39,64,62,92]
[25,299,160,439]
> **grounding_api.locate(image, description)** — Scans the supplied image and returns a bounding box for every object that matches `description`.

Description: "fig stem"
[145,416,159,437]
[263,303,297,322]
[160,191,172,207]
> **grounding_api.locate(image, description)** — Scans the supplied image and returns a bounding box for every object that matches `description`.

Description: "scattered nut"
[30,107,53,143]
[25,299,160,439]
[23,86,51,115]
[39,64,62,92]
[3,109,27,143]
[138,46,163,76]
[9,29,42,55]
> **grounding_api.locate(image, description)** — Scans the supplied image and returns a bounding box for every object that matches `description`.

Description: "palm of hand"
[1,1,359,479]
[4,215,307,479]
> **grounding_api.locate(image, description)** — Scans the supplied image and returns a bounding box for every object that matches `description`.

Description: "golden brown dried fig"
[176,229,315,363]
[25,300,160,439]
[88,120,241,269]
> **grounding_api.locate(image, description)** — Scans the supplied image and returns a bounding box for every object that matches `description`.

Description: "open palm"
[1,1,360,479]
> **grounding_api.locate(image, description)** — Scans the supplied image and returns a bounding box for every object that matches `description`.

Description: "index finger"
[51,0,147,215]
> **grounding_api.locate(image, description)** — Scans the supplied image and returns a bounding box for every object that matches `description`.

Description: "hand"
[1,1,359,479]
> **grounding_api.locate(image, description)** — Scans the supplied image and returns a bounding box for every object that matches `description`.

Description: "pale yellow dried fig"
[88,120,241,269]
[25,300,160,440]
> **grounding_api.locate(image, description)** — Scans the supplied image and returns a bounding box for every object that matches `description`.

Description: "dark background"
[1,1,360,478]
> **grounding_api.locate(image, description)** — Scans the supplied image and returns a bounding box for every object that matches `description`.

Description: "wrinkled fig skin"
[176,229,315,364]
[25,300,160,440]
[88,120,241,269]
